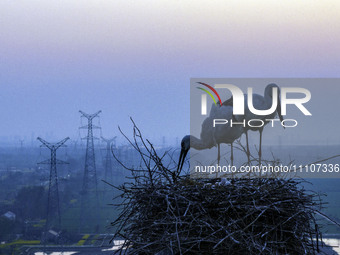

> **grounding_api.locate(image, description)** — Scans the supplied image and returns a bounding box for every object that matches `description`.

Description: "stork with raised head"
[177,104,243,173]
[225,83,284,165]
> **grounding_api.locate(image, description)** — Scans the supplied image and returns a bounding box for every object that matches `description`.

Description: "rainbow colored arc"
[196,82,222,105]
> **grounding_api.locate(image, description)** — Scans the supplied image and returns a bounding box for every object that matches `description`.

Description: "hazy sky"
[1,0,340,146]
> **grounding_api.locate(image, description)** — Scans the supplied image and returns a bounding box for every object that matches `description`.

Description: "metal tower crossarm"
[37,137,70,151]
[101,136,117,149]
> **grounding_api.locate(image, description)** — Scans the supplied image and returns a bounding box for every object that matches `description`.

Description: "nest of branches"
[110,119,323,254]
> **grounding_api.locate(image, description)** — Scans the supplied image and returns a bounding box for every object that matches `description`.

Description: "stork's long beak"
[177,148,189,173]
[277,94,284,129]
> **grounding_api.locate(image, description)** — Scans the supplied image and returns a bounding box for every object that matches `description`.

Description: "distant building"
[3,211,16,221]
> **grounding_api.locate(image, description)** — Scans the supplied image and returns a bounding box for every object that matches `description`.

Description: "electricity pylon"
[37,137,69,231]
[79,110,101,232]
[101,136,117,186]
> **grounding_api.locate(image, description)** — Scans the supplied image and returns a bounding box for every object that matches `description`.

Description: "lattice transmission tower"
[37,137,69,231]
[101,136,117,187]
[79,110,101,232]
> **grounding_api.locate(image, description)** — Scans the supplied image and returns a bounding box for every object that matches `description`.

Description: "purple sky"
[1,1,340,146]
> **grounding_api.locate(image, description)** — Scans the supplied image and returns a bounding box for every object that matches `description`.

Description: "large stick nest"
[110,119,323,254]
